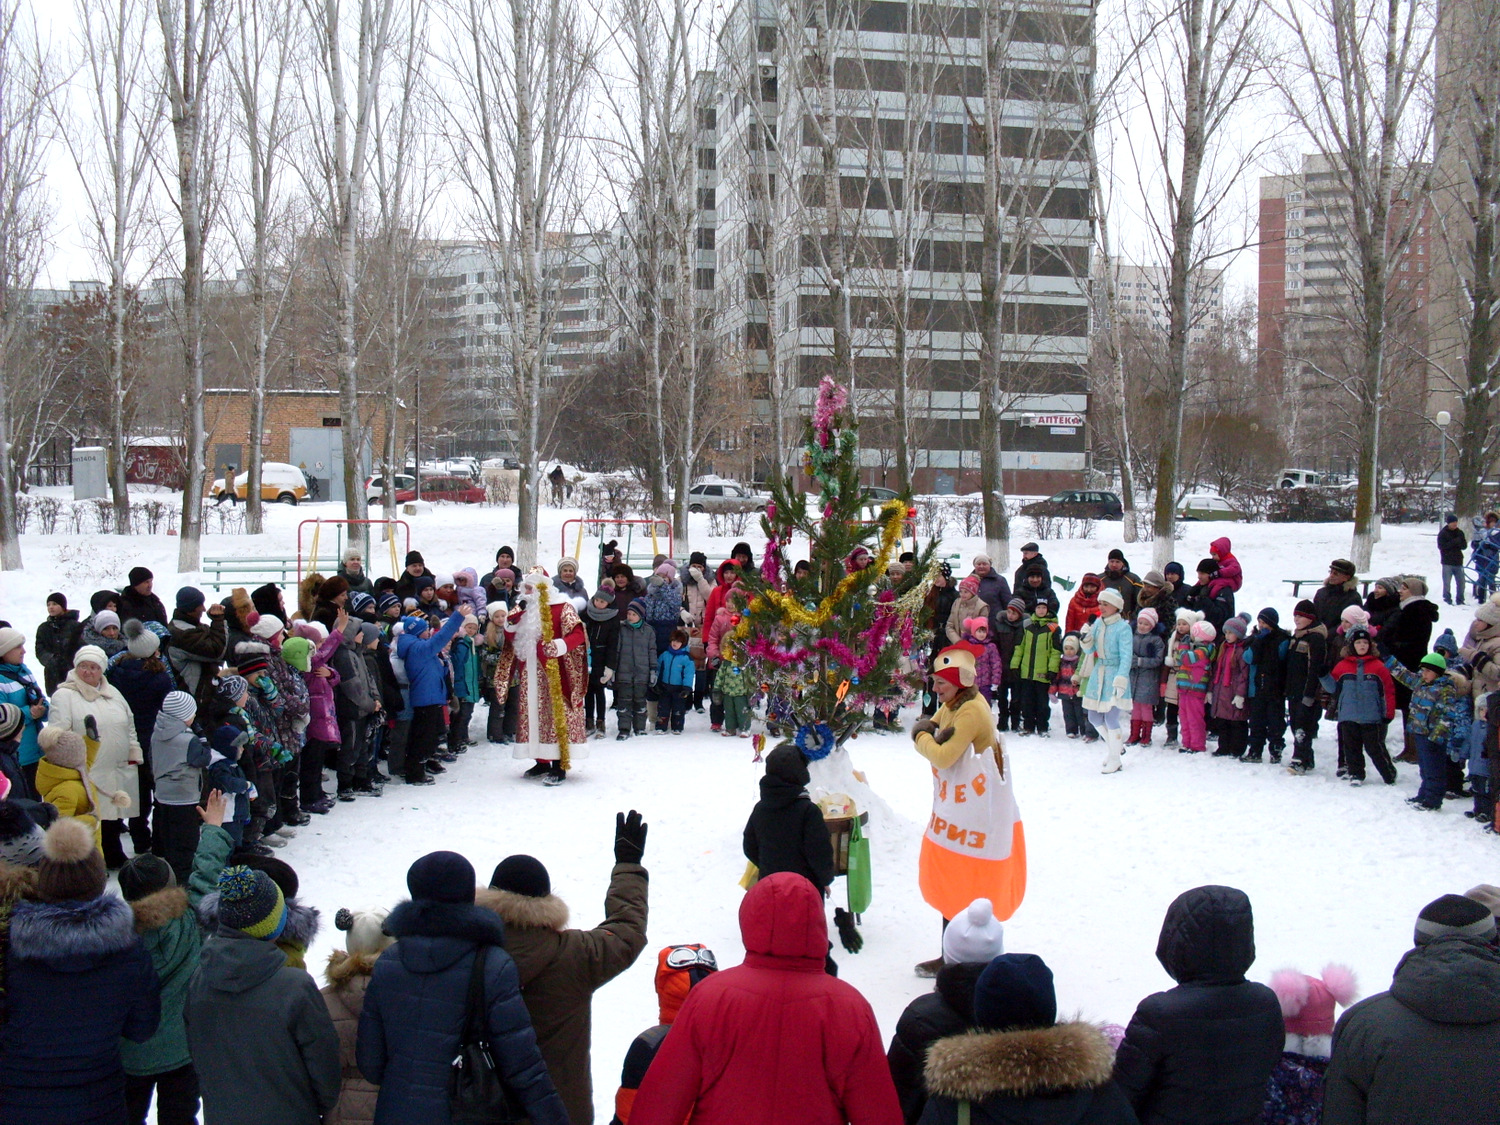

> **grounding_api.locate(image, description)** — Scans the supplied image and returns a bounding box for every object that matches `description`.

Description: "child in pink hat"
[1263,964,1358,1124]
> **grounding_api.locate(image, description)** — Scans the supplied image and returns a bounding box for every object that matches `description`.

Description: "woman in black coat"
[356,850,567,1125]
[1112,885,1281,1125]
[0,819,161,1125]
[1363,577,1402,631]
[888,959,985,1123]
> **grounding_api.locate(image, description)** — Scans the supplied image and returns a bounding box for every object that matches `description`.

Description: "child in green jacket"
[1010,603,1061,735]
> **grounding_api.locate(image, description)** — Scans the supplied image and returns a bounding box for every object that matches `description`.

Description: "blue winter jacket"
[0,662,46,766]
[356,898,567,1125]
[1082,614,1134,709]
[0,895,160,1125]
[656,646,697,689]
[395,612,467,709]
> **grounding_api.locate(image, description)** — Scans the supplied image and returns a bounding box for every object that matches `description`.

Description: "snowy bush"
[1027,511,1096,540]
[575,473,646,524]
[485,476,515,506]
[916,501,950,540]
[708,508,757,536]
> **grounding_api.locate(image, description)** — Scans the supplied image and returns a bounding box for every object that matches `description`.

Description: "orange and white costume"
[913,647,1026,921]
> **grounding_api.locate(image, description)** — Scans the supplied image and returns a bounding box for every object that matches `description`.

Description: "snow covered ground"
[2,502,1495,1122]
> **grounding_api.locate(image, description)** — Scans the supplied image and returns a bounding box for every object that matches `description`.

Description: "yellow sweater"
[914,688,1003,774]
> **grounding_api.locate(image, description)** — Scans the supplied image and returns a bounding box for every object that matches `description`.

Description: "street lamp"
[1436,409,1451,506]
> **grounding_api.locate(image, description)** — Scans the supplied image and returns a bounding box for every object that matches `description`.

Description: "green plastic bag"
[845,816,872,915]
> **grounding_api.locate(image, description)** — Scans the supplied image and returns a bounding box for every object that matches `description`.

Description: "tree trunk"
[978,0,1011,568]
[513,0,543,568]
[246,259,267,535]
[1451,119,1498,524]
[1153,0,1209,572]
[0,306,20,567]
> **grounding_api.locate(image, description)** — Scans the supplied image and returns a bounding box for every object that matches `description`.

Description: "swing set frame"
[297,519,412,585]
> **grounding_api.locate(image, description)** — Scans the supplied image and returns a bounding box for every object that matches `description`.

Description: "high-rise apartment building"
[1111,261,1224,345]
[709,0,1094,493]
[1258,154,1433,459]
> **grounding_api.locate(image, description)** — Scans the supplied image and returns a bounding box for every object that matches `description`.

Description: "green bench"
[202,556,302,591]
[1283,577,1375,598]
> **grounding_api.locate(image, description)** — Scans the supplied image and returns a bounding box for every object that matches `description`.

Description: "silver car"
[686,481,767,513]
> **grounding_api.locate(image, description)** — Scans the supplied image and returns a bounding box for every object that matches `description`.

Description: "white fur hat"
[1097,587,1125,612]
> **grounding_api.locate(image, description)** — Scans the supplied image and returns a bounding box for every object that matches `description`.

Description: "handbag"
[845,815,872,916]
[450,946,527,1125]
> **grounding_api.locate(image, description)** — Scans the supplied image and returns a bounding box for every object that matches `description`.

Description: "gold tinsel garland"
[732,499,908,639]
[537,580,571,771]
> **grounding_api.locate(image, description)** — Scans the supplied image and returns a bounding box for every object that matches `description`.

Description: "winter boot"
[1137,722,1152,748]
[1101,726,1123,774]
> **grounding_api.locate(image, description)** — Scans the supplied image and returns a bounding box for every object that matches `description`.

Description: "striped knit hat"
[217,865,288,941]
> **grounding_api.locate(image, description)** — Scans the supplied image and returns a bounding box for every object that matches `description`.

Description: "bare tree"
[302,0,398,550]
[367,0,438,535]
[225,0,300,534]
[1273,0,1433,569]
[158,0,226,570]
[441,0,596,566]
[1433,0,1500,522]
[60,0,163,533]
[0,3,54,570]
[1125,0,1265,570]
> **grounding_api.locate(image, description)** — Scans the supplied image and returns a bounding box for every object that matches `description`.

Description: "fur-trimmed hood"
[923,1022,1117,1101]
[8,895,139,969]
[130,885,189,933]
[385,898,508,976]
[0,859,38,906]
[198,892,321,950]
[324,947,382,987]
[475,885,570,931]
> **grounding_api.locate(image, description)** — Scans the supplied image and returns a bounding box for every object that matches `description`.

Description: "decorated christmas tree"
[730,376,939,763]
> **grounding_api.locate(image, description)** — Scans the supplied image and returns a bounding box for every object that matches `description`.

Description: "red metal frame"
[297,519,411,584]
[561,518,673,561]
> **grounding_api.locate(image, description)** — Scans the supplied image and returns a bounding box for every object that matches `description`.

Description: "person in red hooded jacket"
[630,872,902,1125]
[1066,574,1102,635]
[1210,537,1243,593]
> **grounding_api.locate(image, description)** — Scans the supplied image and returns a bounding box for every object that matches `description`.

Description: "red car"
[395,476,486,504]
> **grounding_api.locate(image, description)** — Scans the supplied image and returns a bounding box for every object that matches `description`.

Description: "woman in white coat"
[42,644,143,866]
[1079,587,1134,774]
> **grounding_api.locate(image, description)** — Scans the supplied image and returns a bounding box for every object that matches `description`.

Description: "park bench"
[202,556,301,592]
[1282,576,1375,598]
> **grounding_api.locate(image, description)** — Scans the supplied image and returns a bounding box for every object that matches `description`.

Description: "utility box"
[73,447,108,500]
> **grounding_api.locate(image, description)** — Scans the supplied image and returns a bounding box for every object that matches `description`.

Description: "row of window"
[798,115,1084,161]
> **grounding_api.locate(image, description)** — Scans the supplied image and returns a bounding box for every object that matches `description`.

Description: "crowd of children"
[922,541,1499,826]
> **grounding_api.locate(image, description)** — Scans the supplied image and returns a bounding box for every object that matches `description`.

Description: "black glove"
[614,809,648,865]
[834,907,862,954]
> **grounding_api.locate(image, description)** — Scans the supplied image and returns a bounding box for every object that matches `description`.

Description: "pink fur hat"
[1270,965,1358,1039]
[964,617,989,635]
[1340,605,1370,628]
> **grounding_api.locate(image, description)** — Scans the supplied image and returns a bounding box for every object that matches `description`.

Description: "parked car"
[1278,468,1325,489]
[365,473,417,504]
[394,476,487,504]
[686,481,767,513]
[860,486,902,503]
[210,462,307,505]
[1019,489,1123,520]
[1177,493,1247,521]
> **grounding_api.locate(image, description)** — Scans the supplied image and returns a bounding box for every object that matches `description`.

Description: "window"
[697,106,717,131]
[696,227,716,250]
[698,188,716,210]
[756,24,777,52]
[697,147,716,170]
[695,267,715,290]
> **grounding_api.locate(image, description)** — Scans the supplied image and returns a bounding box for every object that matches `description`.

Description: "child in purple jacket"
[963,617,1005,703]
[285,624,342,815]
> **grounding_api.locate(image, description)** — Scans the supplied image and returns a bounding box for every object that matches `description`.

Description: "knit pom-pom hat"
[217,865,288,941]
[36,818,107,902]
[963,617,990,635]
[335,906,393,957]
[1269,964,1358,1056]
[1190,620,1217,643]
[942,897,1006,965]
[123,618,160,658]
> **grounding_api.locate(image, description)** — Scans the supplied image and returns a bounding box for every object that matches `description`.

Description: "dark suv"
[1020,489,1124,520]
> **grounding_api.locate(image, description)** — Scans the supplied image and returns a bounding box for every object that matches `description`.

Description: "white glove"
[1112,676,1128,699]
[1232,695,1244,709]
[601,668,614,685]
[550,638,569,658]
[689,566,703,580]
[680,608,694,624]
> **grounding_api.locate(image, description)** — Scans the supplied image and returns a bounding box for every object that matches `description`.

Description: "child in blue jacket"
[655,628,697,735]
[205,724,253,845]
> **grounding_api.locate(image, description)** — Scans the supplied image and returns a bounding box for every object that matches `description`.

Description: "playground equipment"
[298,519,412,585]
[561,518,674,585]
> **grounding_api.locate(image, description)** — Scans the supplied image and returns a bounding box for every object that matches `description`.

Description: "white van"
[1278,468,1324,489]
